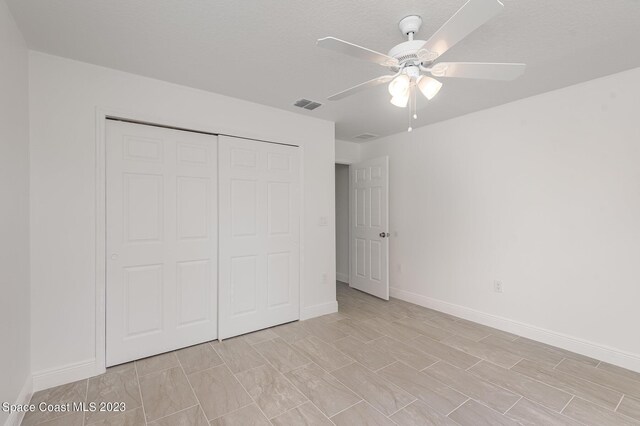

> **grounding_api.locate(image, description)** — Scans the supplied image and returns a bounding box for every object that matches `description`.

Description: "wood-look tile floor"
[23,282,640,425]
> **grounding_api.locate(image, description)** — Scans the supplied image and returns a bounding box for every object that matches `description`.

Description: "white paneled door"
[350,156,389,299]
[218,136,300,340]
[106,120,218,366]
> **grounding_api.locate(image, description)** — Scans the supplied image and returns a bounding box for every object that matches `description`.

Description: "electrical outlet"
[321,273,328,284]
[319,216,328,226]
[396,264,402,273]
[494,280,504,293]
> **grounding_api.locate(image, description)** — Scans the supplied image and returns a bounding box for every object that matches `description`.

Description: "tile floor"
[22,282,640,425]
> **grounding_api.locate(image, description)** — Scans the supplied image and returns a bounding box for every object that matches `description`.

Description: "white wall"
[335,164,350,283]
[28,52,336,389]
[361,67,640,372]
[335,139,360,164]
[0,0,31,423]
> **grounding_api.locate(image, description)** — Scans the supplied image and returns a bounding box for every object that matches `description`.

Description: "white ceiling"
[7,0,640,141]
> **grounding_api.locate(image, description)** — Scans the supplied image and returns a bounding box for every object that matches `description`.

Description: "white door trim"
[94,107,306,375]
[335,162,352,285]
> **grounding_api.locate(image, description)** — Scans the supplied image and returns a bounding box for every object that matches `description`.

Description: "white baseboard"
[336,273,349,284]
[32,358,97,392]
[4,376,33,426]
[390,287,640,373]
[300,301,339,320]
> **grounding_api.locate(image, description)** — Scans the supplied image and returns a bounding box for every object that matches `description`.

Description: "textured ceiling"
[7,0,640,141]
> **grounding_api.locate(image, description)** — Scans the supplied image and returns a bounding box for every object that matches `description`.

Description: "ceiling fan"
[317,0,526,131]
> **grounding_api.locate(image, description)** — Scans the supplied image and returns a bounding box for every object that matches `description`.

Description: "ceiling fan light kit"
[317,0,526,132]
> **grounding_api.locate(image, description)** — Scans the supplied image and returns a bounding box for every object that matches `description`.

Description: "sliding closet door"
[218,136,300,339]
[106,120,218,366]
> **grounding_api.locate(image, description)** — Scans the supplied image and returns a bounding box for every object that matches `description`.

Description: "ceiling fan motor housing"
[388,40,428,65]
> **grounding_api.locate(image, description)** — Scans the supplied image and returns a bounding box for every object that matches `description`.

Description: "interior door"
[106,120,218,366]
[218,136,300,339]
[350,156,389,299]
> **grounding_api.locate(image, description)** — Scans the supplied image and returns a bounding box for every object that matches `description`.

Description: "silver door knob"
[379,232,390,238]
[111,253,119,260]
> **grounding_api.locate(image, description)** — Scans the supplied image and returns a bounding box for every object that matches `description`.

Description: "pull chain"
[408,85,413,132]
[413,84,418,120]
[408,83,417,132]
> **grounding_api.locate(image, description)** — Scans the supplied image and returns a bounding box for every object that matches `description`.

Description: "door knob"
[110,253,119,260]
[379,232,390,238]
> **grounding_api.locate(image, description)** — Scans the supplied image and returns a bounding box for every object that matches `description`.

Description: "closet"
[105,120,300,366]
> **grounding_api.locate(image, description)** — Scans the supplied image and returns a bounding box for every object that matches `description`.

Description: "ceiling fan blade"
[418,0,504,61]
[430,62,526,80]
[327,75,395,101]
[317,37,399,67]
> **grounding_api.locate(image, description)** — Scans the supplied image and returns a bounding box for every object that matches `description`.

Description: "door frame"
[334,160,354,285]
[94,107,305,375]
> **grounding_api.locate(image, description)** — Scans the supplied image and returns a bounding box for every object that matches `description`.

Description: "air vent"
[353,133,379,140]
[294,98,322,111]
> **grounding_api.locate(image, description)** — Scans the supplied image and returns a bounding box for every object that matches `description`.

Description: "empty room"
[2,0,640,425]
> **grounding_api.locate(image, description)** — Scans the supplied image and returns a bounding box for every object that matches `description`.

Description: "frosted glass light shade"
[417,75,443,100]
[388,74,410,97]
[390,92,409,108]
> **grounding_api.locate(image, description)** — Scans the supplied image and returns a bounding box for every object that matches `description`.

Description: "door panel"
[124,173,163,242]
[124,264,163,336]
[218,136,300,339]
[176,177,210,240]
[231,255,258,315]
[106,120,218,366]
[176,259,211,327]
[268,252,291,307]
[231,179,258,236]
[349,156,389,300]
